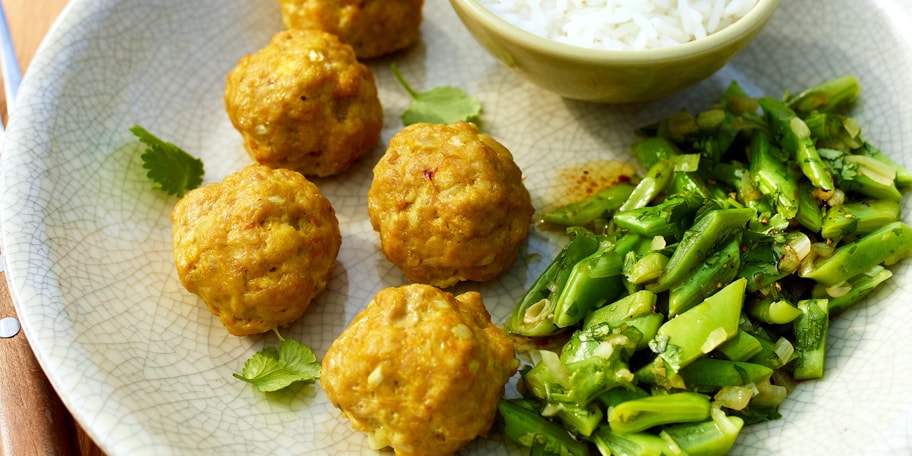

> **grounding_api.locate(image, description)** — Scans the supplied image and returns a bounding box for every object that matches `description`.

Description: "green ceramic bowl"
[449,0,781,103]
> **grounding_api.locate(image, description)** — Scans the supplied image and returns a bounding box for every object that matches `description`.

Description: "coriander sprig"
[130,124,204,198]
[392,63,482,126]
[233,330,321,393]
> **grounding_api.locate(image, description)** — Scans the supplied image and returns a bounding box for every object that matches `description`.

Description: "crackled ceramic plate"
[1,0,911,454]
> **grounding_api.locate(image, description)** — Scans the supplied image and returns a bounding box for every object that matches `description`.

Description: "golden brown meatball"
[224,29,382,177]
[171,164,341,336]
[321,283,518,455]
[367,121,534,288]
[278,0,424,59]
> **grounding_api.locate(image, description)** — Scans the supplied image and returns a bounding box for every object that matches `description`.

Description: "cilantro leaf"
[392,63,481,126]
[818,147,858,182]
[131,124,204,198]
[233,336,321,392]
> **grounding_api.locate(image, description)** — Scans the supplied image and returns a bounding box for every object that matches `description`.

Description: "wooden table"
[0,0,106,454]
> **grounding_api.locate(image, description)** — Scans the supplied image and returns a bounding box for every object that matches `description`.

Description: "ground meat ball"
[170,164,341,336]
[367,121,534,288]
[321,283,518,455]
[278,0,424,59]
[224,29,382,177]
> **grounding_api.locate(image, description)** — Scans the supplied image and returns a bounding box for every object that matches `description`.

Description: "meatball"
[367,121,534,288]
[224,29,382,177]
[278,0,424,59]
[321,283,518,455]
[170,164,341,336]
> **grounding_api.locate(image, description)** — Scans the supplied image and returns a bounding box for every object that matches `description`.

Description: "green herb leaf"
[131,124,204,198]
[818,147,858,181]
[233,337,321,392]
[392,63,481,126]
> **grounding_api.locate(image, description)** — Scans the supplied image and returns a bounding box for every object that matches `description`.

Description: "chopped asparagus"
[651,208,754,293]
[506,229,600,336]
[792,299,829,380]
[498,399,589,456]
[820,199,901,241]
[748,297,803,325]
[677,358,774,391]
[499,76,912,455]
[552,243,625,328]
[795,180,824,232]
[608,392,711,434]
[813,265,893,316]
[801,221,912,286]
[786,75,860,115]
[748,131,800,219]
[668,237,741,316]
[759,97,835,191]
[583,290,657,328]
[619,159,676,211]
[613,195,702,240]
[659,409,743,456]
[543,183,635,227]
[591,426,675,456]
[715,329,763,362]
[818,147,903,200]
[655,278,746,373]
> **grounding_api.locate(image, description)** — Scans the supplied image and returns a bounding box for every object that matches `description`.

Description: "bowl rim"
[450,0,782,64]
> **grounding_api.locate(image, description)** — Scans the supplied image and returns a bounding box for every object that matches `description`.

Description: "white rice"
[479,0,759,50]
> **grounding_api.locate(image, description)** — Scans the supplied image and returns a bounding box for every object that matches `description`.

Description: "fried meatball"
[278,0,424,59]
[171,164,341,336]
[321,283,518,455]
[224,29,382,177]
[367,121,534,288]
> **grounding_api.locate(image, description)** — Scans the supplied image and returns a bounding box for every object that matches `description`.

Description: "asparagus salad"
[499,76,912,455]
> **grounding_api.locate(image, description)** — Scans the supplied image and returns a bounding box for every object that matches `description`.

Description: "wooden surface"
[0,0,107,454]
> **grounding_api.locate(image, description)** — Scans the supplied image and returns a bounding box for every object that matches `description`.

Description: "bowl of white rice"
[449,0,780,102]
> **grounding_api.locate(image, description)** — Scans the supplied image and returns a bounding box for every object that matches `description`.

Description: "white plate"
[2,0,911,454]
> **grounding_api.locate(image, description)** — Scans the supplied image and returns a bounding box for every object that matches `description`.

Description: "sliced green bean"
[543,183,636,227]
[506,229,600,336]
[748,131,799,219]
[583,290,657,328]
[802,221,912,286]
[619,159,676,211]
[760,97,834,191]
[612,195,702,240]
[608,392,710,434]
[651,208,754,292]
[821,199,901,241]
[793,299,829,380]
[591,426,674,456]
[553,245,625,328]
[814,265,892,316]
[498,400,588,456]
[715,329,763,362]
[795,180,823,232]
[668,237,741,317]
[656,278,746,373]
[660,412,743,456]
[678,358,773,391]
[748,297,803,325]
[787,75,860,115]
